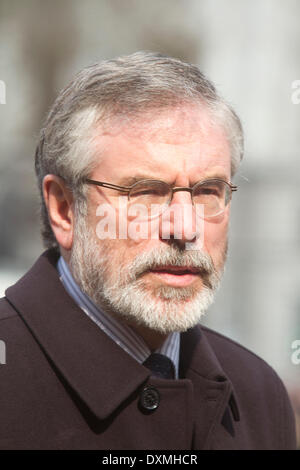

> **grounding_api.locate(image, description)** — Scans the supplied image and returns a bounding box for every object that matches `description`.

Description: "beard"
[69,212,227,334]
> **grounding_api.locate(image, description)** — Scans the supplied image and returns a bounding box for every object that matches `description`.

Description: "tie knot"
[143,353,175,379]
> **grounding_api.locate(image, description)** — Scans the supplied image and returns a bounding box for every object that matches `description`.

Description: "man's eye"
[130,183,169,198]
[203,187,219,195]
[130,189,159,198]
[196,186,221,196]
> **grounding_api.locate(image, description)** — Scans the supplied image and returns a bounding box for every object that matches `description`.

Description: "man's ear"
[42,175,74,251]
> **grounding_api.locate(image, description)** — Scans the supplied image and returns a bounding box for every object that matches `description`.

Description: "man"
[0,52,296,449]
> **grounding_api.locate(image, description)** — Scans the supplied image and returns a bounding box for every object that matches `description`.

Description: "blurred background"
[0,0,299,445]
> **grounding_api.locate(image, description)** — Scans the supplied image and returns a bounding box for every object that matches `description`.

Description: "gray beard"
[69,214,226,334]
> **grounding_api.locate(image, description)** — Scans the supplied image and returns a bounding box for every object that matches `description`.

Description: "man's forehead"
[92,104,231,180]
[112,105,218,139]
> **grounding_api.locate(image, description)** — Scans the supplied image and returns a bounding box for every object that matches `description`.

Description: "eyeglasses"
[84,177,238,219]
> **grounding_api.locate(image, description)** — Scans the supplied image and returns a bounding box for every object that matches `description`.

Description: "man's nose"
[159,189,203,247]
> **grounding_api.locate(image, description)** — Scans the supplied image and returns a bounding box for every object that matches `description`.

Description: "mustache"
[123,245,217,283]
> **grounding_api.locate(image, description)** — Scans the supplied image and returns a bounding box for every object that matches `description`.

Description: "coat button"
[139,386,160,411]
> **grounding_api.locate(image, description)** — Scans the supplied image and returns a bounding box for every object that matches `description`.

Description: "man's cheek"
[203,220,228,259]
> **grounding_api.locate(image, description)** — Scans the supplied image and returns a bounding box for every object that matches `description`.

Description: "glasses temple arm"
[84,179,130,192]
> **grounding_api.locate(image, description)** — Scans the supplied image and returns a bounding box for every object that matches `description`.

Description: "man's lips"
[147,265,202,287]
[149,265,200,275]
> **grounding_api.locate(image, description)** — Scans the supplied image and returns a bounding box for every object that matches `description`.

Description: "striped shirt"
[57,256,180,378]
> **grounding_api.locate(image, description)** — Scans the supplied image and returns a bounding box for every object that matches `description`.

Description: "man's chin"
[136,275,204,301]
[105,283,215,335]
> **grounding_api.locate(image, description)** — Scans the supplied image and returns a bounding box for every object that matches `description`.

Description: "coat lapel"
[180,325,240,449]
[5,249,150,421]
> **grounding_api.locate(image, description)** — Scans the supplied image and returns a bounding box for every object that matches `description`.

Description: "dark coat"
[0,249,296,449]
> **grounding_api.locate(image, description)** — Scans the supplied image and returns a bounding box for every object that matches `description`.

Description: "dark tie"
[143,353,175,379]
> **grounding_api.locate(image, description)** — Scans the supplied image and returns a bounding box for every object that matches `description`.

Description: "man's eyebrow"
[117,172,231,187]
[117,175,159,186]
[202,173,229,182]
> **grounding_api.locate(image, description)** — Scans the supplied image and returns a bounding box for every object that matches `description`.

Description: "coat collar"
[5,249,240,430]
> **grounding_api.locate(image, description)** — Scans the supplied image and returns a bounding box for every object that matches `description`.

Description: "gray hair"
[35,51,244,253]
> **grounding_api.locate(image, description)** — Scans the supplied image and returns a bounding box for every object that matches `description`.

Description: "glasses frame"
[84,177,238,218]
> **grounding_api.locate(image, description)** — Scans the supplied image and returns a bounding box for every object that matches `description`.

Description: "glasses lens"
[128,180,170,219]
[193,180,230,218]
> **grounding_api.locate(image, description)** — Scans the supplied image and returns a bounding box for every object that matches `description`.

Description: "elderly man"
[0,52,296,449]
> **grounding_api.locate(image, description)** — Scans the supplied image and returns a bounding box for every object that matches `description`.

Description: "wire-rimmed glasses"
[84,177,237,220]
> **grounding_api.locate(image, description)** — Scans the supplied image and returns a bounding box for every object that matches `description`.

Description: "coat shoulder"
[0,296,18,322]
[200,324,287,387]
[0,296,39,362]
[200,324,297,449]
[201,324,276,373]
